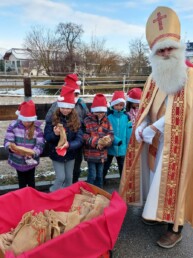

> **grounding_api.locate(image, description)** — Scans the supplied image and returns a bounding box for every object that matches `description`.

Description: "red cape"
[186,59,193,67]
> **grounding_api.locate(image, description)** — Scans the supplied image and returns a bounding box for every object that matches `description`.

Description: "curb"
[0,174,120,195]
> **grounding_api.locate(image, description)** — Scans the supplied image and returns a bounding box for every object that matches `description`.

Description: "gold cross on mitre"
[146,6,181,50]
[153,11,167,30]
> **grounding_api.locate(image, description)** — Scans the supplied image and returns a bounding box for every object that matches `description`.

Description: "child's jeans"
[87,162,104,188]
[50,159,75,192]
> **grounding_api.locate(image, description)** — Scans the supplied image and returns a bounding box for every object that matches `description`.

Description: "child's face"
[22,121,34,128]
[131,103,139,109]
[113,102,125,111]
[60,107,73,116]
[93,112,105,120]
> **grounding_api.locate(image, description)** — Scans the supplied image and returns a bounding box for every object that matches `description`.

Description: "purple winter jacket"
[4,120,45,172]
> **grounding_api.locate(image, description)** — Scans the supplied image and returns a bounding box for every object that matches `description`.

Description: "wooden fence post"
[23,77,32,101]
[123,75,126,92]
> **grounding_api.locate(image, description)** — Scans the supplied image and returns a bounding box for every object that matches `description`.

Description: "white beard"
[149,46,187,95]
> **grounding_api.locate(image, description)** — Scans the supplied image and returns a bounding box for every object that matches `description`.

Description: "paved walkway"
[104,180,193,258]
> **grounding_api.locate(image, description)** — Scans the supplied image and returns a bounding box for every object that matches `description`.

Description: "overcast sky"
[0,0,192,55]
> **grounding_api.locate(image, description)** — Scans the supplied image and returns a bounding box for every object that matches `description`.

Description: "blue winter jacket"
[44,114,83,162]
[107,108,132,157]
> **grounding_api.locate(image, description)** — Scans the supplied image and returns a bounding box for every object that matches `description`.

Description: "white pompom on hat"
[64,73,81,93]
[91,93,108,112]
[15,101,25,116]
[127,88,142,103]
[57,86,75,108]
[18,100,37,121]
[110,91,126,107]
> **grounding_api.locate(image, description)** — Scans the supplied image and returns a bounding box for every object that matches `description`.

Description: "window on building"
[17,60,21,67]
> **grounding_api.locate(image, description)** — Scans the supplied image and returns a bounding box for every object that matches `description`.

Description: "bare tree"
[127,37,150,75]
[56,22,84,71]
[80,36,124,76]
[23,25,61,75]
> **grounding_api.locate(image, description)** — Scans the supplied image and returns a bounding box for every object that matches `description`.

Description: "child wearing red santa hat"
[45,73,88,183]
[103,91,132,183]
[126,87,142,126]
[44,86,83,192]
[83,93,114,188]
[4,100,45,189]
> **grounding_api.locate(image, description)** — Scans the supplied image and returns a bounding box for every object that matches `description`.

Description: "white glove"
[152,116,165,133]
[142,126,156,144]
[135,120,148,143]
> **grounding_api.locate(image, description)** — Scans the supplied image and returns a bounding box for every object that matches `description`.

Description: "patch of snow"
[0,88,47,95]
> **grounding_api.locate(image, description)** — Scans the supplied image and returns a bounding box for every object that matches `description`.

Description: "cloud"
[0,0,146,53]
[0,0,143,55]
[20,1,144,38]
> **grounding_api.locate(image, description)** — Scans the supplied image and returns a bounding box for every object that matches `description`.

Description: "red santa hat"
[64,73,81,94]
[91,93,107,113]
[127,88,142,103]
[18,100,37,121]
[57,86,75,108]
[15,101,25,116]
[110,91,126,107]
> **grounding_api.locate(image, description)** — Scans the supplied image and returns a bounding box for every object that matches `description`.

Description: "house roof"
[0,48,7,60]
[3,48,32,60]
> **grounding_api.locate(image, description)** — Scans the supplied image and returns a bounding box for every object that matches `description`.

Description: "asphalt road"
[104,180,193,258]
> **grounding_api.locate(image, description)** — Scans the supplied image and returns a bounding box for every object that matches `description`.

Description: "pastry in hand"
[57,123,67,148]
[9,143,35,156]
[98,135,111,146]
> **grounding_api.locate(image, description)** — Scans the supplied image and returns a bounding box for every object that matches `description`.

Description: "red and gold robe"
[119,67,193,231]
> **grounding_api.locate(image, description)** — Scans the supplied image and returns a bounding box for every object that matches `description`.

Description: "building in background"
[3,48,47,76]
[186,41,193,63]
[3,48,32,75]
[0,48,7,73]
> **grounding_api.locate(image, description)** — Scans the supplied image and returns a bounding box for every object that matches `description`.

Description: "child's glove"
[56,140,69,157]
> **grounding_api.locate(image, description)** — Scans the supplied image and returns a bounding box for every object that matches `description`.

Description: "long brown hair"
[52,108,80,132]
[27,122,35,139]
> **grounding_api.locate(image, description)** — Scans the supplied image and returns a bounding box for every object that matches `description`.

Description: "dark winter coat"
[44,114,83,162]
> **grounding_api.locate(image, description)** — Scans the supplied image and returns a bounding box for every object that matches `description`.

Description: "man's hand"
[135,120,148,143]
[142,126,156,144]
